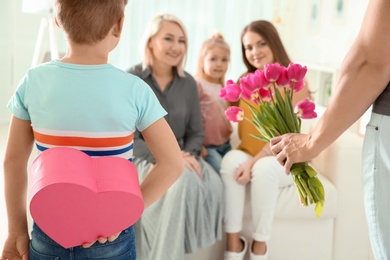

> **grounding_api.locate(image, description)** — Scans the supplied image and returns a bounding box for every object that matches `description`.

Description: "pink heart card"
[29,147,144,248]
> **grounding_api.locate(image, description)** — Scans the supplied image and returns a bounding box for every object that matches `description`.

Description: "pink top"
[196,78,232,146]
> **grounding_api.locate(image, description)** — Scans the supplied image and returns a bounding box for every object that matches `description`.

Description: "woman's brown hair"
[241,20,291,74]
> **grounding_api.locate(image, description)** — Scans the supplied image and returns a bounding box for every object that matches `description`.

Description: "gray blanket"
[134,158,224,260]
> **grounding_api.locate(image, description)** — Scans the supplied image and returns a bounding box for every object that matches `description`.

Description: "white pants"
[220,149,293,241]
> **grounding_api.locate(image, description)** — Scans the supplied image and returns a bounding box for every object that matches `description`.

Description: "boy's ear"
[112,16,125,38]
[54,17,61,29]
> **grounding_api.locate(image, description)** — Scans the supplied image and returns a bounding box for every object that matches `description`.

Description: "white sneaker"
[249,241,268,260]
[224,236,248,260]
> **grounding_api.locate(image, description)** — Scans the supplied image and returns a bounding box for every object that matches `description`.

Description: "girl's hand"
[1,233,29,260]
[234,160,252,185]
[182,151,202,178]
[82,232,121,248]
[200,146,208,159]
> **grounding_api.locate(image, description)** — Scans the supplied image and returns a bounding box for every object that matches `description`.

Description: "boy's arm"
[2,116,34,259]
[133,130,156,163]
[138,118,183,208]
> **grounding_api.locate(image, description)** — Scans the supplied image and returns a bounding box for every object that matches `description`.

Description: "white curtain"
[110,0,274,81]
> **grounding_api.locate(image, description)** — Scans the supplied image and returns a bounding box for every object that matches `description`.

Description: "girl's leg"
[205,146,223,173]
[206,141,232,173]
[220,150,252,252]
[362,112,390,260]
[250,156,293,255]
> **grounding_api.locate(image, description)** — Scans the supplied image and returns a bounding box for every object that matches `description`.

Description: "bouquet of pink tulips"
[220,62,325,217]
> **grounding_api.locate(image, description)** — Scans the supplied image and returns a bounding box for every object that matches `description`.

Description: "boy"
[1,0,183,259]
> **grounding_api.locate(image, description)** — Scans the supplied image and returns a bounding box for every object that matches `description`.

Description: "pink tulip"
[219,80,241,102]
[253,70,270,88]
[294,99,317,119]
[276,66,290,87]
[259,87,272,102]
[240,85,254,101]
[289,79,304,93]
[240,74,257,92]
[263,62,281,82]
[287,62,307,82]
[225,106,244,122]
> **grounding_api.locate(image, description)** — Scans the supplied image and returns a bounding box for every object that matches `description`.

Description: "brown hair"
[54,0,127,45]
[140,14,188,77]
[195,32,230,85]
[241,20,291,74]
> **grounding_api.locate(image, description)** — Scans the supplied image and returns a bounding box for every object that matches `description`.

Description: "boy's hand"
[1,233,29,260]
[82,232,122,248]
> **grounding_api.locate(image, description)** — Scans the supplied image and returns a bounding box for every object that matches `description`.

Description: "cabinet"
[302,62,373,136]
[303,62,339,107]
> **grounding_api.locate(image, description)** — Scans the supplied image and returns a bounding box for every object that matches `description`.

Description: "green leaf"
[284,90,300,132]
[305,165,318,178]
[298,175,314,203]
[247,104,261,117]
[309,177,325,201]
[271,106,290,134]
[249,133,270,142]
[315,200,324,218]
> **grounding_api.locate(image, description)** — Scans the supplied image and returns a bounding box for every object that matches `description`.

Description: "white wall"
[0,1,43,124]
[0,0,369,124]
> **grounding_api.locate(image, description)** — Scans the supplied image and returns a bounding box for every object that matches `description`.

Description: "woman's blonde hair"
[140,14,188,77]
[195,32,230,85]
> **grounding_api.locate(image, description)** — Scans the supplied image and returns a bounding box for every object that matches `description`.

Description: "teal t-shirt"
[8,60,167,160]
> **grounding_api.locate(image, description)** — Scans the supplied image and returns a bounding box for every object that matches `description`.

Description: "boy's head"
[54,0,128,45]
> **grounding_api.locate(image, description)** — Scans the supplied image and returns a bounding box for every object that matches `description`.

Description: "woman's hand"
[234,160,253,185]
[182,151,202,178]
[1,233,29,260]
[200,146,208,159]
[82,232,121,248]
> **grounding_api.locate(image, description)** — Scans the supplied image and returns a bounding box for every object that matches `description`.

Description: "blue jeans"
[205,141,232,173]
[29,223,136,260]
[362,112,390,260]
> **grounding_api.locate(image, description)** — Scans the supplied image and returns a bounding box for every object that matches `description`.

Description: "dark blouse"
[128,64,204,163]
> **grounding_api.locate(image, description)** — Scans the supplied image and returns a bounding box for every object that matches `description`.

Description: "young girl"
[195,33,233,173]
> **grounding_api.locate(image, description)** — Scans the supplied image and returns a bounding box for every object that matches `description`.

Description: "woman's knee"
[220,150,251,177]
[251,156,281,182]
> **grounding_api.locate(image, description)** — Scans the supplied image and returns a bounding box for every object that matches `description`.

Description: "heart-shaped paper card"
[29,147,144,248]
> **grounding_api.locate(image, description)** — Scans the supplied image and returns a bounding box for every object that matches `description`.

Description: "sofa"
[186,106,372,260]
